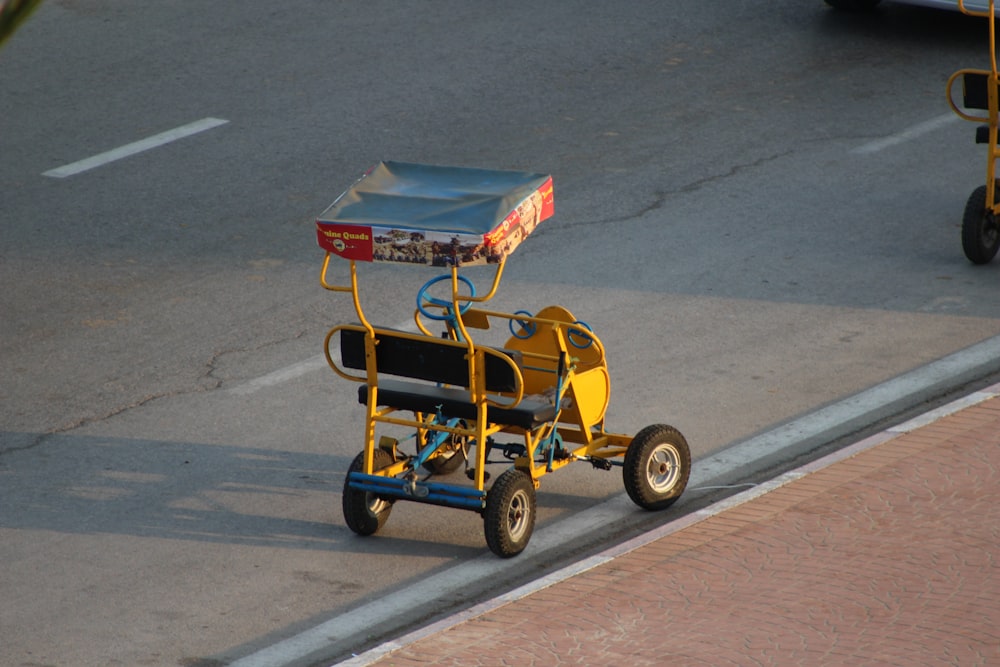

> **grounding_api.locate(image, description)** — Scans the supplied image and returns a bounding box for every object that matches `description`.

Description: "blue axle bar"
[348,472,486,511]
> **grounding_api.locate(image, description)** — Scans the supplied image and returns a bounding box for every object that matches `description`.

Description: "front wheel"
[623,424,691,511]
[343,449,394,536]
[961,184,1000,265]
[484,469,536,558]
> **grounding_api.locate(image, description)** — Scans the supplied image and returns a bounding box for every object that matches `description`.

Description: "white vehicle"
[825,0,990,11]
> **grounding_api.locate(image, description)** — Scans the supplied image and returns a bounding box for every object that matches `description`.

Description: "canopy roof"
[316,161,553,266]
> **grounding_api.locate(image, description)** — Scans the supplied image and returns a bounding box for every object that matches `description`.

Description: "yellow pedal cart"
[947,0,1000,263]
[316,162,691,557]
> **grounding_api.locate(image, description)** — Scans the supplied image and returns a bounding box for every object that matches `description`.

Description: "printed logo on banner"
[316,223,374,261]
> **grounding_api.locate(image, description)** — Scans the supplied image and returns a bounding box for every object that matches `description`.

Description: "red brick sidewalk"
[344,388,1000,667]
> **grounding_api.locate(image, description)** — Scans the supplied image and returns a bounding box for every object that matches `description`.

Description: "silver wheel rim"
[367,493,390,515]
[506,488,531,541]
[646,443,681,493]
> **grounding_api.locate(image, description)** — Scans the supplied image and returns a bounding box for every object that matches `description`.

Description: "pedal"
[589,456,613,471]
[501,443,527,459]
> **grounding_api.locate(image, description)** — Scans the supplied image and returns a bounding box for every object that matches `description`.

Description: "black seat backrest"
[340,328,521,393]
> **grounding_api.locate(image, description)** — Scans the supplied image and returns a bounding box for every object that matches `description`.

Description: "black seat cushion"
[359,379,556,430]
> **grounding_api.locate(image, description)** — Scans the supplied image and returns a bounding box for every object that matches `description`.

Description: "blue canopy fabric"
[317,162,553,266]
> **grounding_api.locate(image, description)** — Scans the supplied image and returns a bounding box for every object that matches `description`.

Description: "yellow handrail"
[958,0,994,19]
[320,255,374,337]
[323,324,369,383]
[947,69,993,123]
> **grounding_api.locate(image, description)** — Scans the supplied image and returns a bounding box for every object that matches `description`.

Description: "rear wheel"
[420,425,468,475]
[343,449,394,536]
[962,184,1000,265]
[484,469,536,558]
[623,424,691,511]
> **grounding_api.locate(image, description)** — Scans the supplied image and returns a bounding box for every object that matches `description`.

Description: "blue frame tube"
[348,473,486,511]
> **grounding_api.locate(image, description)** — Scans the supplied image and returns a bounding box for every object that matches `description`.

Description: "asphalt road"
[3,2,1000,666]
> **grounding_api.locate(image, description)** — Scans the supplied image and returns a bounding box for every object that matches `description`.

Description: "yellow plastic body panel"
[502,304,609,428]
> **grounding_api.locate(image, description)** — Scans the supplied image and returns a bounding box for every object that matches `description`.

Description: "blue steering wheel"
[416,273,477,321]
[567,320,594,349]
[509,310,537,339]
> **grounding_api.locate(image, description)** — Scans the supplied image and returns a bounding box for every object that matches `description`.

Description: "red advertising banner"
[316,163,553,267]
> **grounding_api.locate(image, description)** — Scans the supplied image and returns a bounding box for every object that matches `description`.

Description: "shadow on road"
[0,432,355,549]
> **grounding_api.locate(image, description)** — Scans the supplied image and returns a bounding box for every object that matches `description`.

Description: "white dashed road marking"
[43,117,229,178]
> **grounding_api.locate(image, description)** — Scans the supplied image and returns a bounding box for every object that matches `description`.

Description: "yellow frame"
[319,253,632,499]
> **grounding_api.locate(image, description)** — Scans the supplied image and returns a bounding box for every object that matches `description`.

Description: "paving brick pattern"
[361,397,1000,667]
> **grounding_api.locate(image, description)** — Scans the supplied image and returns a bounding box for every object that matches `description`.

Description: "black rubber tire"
[623,424,691,511]
[343,449,394,536]
[483,469,536,558]
[824,0,881,10]
[961,184,1000,265]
